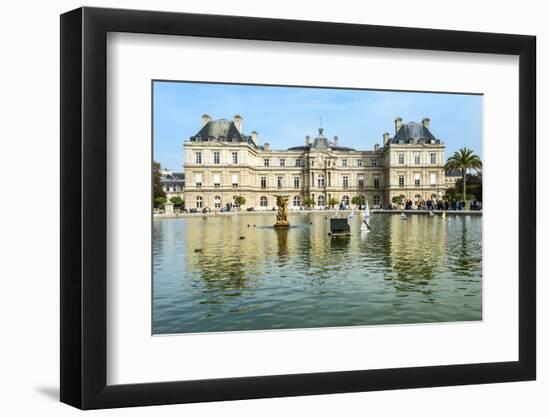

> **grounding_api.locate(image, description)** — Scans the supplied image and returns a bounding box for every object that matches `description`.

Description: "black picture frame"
[60,6,536,410]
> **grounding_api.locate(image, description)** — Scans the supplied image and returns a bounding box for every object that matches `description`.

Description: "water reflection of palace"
[183,213,354,293]
[154,213,482,333]
[179,213,481,304]
[386,214,446,283]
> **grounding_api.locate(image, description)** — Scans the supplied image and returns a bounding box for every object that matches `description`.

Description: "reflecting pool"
[153,212,482,334]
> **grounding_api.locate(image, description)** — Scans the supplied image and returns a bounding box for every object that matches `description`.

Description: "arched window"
[373,195,381,206]
[293,196,301,207]
[318,174,325,187]
[260,196,268,207]
[214,195,221,209]
[358,195,365,205]
[196,196,203,208]
[341,195,350,207]
[317,195,325,207]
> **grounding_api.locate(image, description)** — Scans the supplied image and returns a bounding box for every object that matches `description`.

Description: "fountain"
[273,195,290,228]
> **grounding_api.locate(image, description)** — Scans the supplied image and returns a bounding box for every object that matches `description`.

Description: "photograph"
[152,81,483,335]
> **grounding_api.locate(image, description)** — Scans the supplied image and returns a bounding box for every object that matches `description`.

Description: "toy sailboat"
[362,201,370,218]
[360,219,371,232]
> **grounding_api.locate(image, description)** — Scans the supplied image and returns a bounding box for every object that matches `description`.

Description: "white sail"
[363,200,370,218]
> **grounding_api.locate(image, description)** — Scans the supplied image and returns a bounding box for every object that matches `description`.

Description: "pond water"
[153,212,482,334]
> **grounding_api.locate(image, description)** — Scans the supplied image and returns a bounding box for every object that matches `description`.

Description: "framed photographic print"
[60,6,536,409]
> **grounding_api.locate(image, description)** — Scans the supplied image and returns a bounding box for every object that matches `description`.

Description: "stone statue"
[274,195,290,228]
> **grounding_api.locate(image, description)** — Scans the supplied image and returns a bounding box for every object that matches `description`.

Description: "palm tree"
[445,148,482,202]
[328,197,339,208]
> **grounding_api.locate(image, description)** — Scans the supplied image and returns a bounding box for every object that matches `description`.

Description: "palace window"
[358,176,365,188]
[195,173,202,188]
[294,176,300,189]
[214,195,221,209]
[195,152,202,164]
[196,196,203,208]
[430,172,437,186]
[430,153,436,164]
[213,173,221,188]
[342,176,349,188]
[260,176,267,188]
[342,159,348,167]
[295,158,302,167]
[213,151,220,164]
[414,153,421,165]
[232,152,238,164]
[398,174,405,187]
[318,174,325,188]
[260,196,268,207]
[264,158,270,167]
[231,174,239,188]
[317,195,325,207]
[398,153,405,164]
[341,195,350,207]
[415,173,421,187]
[293,196,301,207]
[277,176,283,189]
[357,158,363,167]
[279,158,286,167]
[373,176,380,189]
[371,159,378,167]
[373,195,381,206]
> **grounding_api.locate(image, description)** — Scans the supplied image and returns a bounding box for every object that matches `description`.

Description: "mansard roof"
[391,122,439,144]
[194,119,243,141]
[161,172,185,182]
[190,118,258,148]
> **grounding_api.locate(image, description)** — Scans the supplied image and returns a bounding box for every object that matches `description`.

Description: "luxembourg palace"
[175,114,448,210]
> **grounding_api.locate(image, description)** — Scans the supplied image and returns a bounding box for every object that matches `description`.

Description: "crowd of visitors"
[387,197,482,211]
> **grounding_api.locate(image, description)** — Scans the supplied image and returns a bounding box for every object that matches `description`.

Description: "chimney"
[422,117,430,129]
[201,114,212,126]
[333,136,339,147]
[374,143,380,151]
[233,115,243,133]
[251,131,258,144]
[383,132,390,146]
[305,135,310,145]
[395,117,403,134]
[263,142,270,151]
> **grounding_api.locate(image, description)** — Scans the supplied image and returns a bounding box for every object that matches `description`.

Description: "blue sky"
[153,81,482,171]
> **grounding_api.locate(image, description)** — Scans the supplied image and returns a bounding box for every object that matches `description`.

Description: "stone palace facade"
[181,114,447,210]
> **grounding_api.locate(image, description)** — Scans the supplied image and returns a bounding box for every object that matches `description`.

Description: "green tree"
[152,161,165,200]
[445,148,482,202]
[170,196,183,208]
[303,196,315,209]
[351,195,364,207]
[154,197,167,208]
[328,197,339,208]
[233,195,246,208]
[454,173,482,202]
